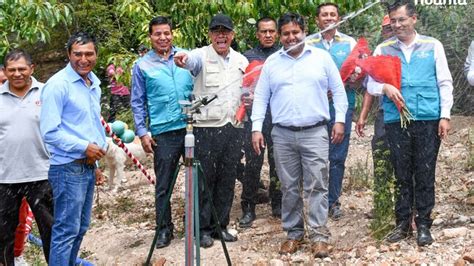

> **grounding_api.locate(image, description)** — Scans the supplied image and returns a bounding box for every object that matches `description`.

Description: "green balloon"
[120,129,135,144]
[111,120,126,136]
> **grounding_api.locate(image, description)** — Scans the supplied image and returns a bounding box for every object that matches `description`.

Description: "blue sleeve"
[40,81,89,154]
[131,63,149,137]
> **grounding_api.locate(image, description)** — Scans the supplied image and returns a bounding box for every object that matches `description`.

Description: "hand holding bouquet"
[357,55,414,128]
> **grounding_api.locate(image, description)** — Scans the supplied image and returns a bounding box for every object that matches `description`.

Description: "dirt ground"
[29,116,474,265]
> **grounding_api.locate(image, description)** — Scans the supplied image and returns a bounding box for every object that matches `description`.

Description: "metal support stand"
[145,95,231,266]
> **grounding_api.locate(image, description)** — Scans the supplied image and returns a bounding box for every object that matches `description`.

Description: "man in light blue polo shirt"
[251,13,347,258]
[0,49,53,266]
[40,32,106,266]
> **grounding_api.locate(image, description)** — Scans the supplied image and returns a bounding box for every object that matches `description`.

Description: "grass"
[23,221,47,266]
[346,154,372,191]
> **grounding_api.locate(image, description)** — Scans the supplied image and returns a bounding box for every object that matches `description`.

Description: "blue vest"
[308,33,356,108]
[137,48,194,135]
[379,35,440,123]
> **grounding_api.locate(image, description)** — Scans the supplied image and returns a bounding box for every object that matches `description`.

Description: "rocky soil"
[27,116,474,265]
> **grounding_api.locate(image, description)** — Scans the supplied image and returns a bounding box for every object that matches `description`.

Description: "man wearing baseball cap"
[175,14,248,248]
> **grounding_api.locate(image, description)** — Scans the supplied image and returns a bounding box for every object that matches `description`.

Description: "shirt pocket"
[416,90,440,118]
[148,95,172,126]
[205,64,220,87]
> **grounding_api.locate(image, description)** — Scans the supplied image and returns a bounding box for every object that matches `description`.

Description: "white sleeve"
[366,45,385,96]
[184,48,204,76]
[251,64,271,132]
[466,41,474,86]
[434,40,454,118]
[326,53,348,123]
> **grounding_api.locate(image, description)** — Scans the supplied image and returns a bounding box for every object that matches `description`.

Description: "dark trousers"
[152,129,186,233]
[241,113,282,208]
[385,120,441,227]
[195,123,243,235]
[0,180,54,266]
[107,94,131,123]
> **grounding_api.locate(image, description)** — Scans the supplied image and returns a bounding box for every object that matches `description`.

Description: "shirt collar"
[151,46,177,60]
[65,63,100,88]
[0,76,41,95]
[257,44,279,51]
[395,31,419,49]
[279,43,312,59]
[315,29,341,41]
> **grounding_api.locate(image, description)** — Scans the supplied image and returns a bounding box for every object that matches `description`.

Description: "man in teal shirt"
[131,16,193,248]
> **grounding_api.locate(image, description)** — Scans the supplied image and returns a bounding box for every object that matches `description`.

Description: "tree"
[0,0,73,59]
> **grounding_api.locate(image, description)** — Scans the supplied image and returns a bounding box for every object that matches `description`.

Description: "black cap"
[209,14,234,31]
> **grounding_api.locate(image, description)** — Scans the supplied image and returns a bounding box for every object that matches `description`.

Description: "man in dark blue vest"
[307,2,356,220]
[367,1,453,246]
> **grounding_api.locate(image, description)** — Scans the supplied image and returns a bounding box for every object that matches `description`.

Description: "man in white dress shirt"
[251,12,347,258]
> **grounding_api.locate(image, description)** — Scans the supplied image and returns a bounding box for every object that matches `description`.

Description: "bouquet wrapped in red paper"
[356,55,414,128]
[235,60,264,124]
[339,37,371,83]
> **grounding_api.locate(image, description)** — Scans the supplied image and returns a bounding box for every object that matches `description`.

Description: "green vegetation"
[0,0,73,57]
[369,141,396,240]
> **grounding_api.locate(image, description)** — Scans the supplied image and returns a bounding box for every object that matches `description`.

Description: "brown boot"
[311,241,329,258]
[279,239,301,254]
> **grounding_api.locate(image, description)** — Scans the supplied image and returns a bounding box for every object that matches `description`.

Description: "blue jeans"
[48,161,96,266]
[327,106,354,208]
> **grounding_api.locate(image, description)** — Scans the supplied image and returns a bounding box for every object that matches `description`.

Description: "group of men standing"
[0,0,457,264]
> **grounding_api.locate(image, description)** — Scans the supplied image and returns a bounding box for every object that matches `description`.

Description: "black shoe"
[271,201,281,218]
[256,188,270,204]
[212,229,237,242]
[239,210,256,228]
[416,225,433,246]
[386,221,411,243]
[155,230,173,249]
[328,205,343,220]
[200,234,214,248]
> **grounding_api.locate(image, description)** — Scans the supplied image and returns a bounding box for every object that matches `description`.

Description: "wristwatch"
[440,117,450,121]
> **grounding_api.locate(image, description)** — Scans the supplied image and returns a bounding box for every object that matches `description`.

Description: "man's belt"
[73,158,94,166]
[275,120,327,132]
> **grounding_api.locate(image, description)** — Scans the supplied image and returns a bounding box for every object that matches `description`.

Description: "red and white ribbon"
[100,117,155,185]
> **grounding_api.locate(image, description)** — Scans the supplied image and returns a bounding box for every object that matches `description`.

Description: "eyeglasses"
[390,16,411,25]
[211,28,232,35]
